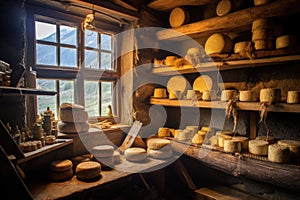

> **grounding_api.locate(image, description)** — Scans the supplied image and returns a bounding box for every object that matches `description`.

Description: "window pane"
[36,79,57,119]
[35,21,56,42]
[101,82,113,116]
[60,47,77,67]
[60,80,74,104]
[85,50,99,69]
[84,81,99,117]
[101,34,111,51]
[85,30,98,48]
[36,44,57,65]
[101,52,112,70]
[60,25,77,46]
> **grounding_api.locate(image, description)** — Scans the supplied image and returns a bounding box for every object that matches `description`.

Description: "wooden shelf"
[156,0,300,40]
[152,55,300,75]
[0,86,57,96]
[150,98,300,113]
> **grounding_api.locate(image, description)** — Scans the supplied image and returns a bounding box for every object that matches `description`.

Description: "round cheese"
[276,35,297,49]
[234,41,252,54]
[287,91,300,104]
[60,109,88,123]
[221,90,238,101]
[147,138,171,150]
[147,148,173,159]
[260,88,281,103]
[49,168,73,181]
[45,135,56,145]
[209,136,219,146]
[71,155,90,169]
[268,143,290,163]
[92,145,114,157]
[157,127,171,137]
[252,28,274,40]
[253,39,273,50]
[124,147,147,162]
[169,7,190,28]
[153,88,167,98]
[200,126,211,132]
[277,140,300,158]
[218,134,232,148]
[224,139,241,153]
[205,33,232,54]
[216,0,233,17]
[177,129,190,141]
[248,140,269,156]
[232,136,249,150]
[192,134,204,145]
[75,161,101,180]
[50,159,73,172]
[255,136,276,144]
[239,90,258,102]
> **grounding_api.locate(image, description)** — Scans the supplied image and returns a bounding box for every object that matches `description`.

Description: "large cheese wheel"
[124,147,147,162]
[50,159,73,172]
[221,90,238,101]
[169,7,190,28]
[216,0,233,17]
[276,35,297,49]
[147,148,173,159]
[249,140,269,156]
[205,33,232,54]
[49,168,73,181]
[147,138,171,150]
[260,88,281,103]
[224,139,241,153]
[232,136,249,150]
[60,109,88,123]
[255,136,276,144]
[268,143,290,163]
[92,145,114,157]
[239,90,258,102]
[157,127,171,137]
[60,102,85,110]
[75,161,101,180]
[277,140,300,158]
[71,155,91,169]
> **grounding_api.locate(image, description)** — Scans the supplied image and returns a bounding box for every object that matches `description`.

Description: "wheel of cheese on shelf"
[232,136,249,150]
[252,18,273,31]
[218,134,232,148]
[169,7,190,28]
[193,75,213,93]
[287,91,300,104]
[60,109,88,123]
[147,138,171,150]
[259,88,281,103]
[209,136,219,146]
[75,161,101,180]
[252,28,274,40]
[268,143,291,163]
[71,155,91,169]
[234,41,252,54]
[221,90,238,101]
[276,34,297,49]
[92,145,114,157]
[192,134,204,145]
[49,168,73,181]
[157,127,171,137]
[224,139,242,153]
[60,102,85,110]
[239,90,258,102]
[147,148,173,159]
[216,0,234,16]
[205,33,232,54]
[124,147,147,162]
[248,140,269,156]
[167,76,189,97]
[277,139,300,158]
[255,136,276,144]
[50,159,73,172]
[58,121,89,133]
[253,39,273,50]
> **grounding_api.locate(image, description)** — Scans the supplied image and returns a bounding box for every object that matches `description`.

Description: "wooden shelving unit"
[0,86,57,96]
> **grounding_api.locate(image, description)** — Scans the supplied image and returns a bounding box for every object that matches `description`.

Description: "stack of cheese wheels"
[124,147,147,162]
[92,145,115,168]
[75,161,101,181]
[58,103,89,134]
[239,90,258,102]
[259,88,281,103]
[157,127,171,138]
[277,140,300,158]
[249,140,269,156]
[251,18,274,50]
[276,34,297,49]
[169,7,190,28]
[224,138,242,153]
[49,159,73,181]
[268,143,291,163]
[232,136,249,151]
[255,135,276,144]
[216,131,234,148]
[147,138,173,159]
[205,33,232,55]
[221,90,238,101]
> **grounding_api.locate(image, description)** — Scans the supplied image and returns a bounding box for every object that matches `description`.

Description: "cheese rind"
[218,134,232,148]
[216,0,233,17]
[249,140,269,156]
[239,90,258,102]
[255,136,276,144]
[268,143,290,163]
[157,127,171,137]
[169,7,190,28]
[75,161,101,180]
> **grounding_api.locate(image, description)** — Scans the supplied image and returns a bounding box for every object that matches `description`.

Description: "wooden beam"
[147,0,214,12]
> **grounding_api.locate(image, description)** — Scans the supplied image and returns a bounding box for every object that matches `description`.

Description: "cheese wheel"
[277,140,300,158]
[165,56,177,66]
[60,109,88,123]
[205,33,232,54]
[276,35,297,49]
[124,147,147,162]
[260,88,281,103]
[45,135,56,145]
[169,7,190,28]
[58,121,89,133]
[209,136,219,146]
[224,139,241,153]
[50,159,73,172]
[221,90,238,101]
[287,91,300,104]
[147,138,171,150]
[253,39,273,50]
[252,18,274,31]
[49,168,73,181]
[75,161,101,180]
[173,129,182,139]
[268,143,291,163]
[255,136,276,144]
[177,129,190,141]
[71,155,91,169]
[94,156,114,168]
[252,28,274,40]
[216,0,233,16]
[192,134,204,145]
[218,134,232,148]
[92,145,114,157]
[248,140,269,156]
[60,102,85,110]
[239,90,258,102]
[232,136,249,150]
[157,127,171,137]
[153,88,167,98]
[234,41,252,54]
[147,148,173,159]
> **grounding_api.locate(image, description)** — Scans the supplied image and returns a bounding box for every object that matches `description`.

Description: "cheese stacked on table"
[49,159,73,181]
[92,145,115,168]
[147,138,173,159]
[58,103,89,134]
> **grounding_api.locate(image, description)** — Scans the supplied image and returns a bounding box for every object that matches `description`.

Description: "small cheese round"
[218,134,232,148]
[124,147,147,162]
[249,140,269,156]
[192,134,204,145]
[224,139,241,153]
[71,155,91,169]
[287,91,300,104]
[205,33,232,54]
[260,88,281,103]
[147,148,173,159]
[277,140,300,158]
[157,127,171,137]
[153,88,167,98]
[92,145,114,157]
[216,0,233,17]
[252,18,273,31]
[239,90,258,102]
[75,161,101,180]
[276,35,297,49]
[268,143,290,163]
[200,126,210,132]
[147,138,171,150]
[221,90,238,101]
[197,130,207,136]
[50,159,73,172]
[232,136,249,150]
[45,135,56,145]
[177,130,190,141]
[49,168,73,181]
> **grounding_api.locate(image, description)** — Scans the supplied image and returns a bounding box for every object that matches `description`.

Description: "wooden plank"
[0,86,57,96]
[147,0,213,12]
[156,0,300,40]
